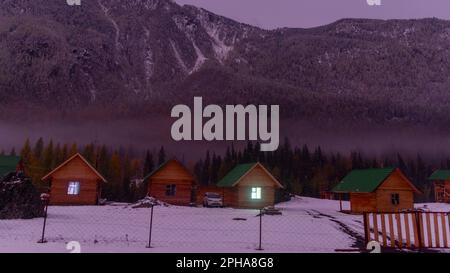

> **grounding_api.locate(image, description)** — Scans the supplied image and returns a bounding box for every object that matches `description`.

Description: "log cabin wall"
[350,193,377,213]
[48,156,102,205]
[376,170,415,212]
[147,160,195,206]
[222,188,238,207]
[50,178,100,205]
[235,165,277,209]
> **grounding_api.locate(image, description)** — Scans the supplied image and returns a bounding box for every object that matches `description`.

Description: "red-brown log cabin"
[42,153,107,205]
[143,159,195,206]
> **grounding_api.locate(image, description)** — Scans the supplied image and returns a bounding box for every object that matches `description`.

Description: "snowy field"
[0,196,448,253]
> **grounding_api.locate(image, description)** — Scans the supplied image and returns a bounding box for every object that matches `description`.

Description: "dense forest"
[1,138,441,203]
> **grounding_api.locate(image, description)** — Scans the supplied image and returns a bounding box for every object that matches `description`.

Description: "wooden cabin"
[216,162,283,209]
[332,168,420,213]
[143,159,195,206]
[428,170,450,203]
[0,155,23,179]
[42,153,107,205]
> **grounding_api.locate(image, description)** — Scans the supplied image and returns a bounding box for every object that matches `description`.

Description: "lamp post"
[38,193,50,244]
[256,208,264,251]
[146,204,154,248]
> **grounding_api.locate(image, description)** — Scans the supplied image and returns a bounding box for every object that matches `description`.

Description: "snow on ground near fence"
[0,197,449,253]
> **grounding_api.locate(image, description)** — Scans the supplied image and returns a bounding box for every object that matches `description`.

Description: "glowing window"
[67,181,80,195]
[251,187,262,200]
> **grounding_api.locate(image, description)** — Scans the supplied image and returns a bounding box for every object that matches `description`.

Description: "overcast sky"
[175,0,450,29]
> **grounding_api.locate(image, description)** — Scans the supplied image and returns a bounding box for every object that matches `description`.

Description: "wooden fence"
[363,211,450,249]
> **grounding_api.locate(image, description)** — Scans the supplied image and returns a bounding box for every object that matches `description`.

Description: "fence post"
[146,205,154,248]
[256,209,263,251]
[363,212,370,246]
[38,194,50,244]
[415,211,423,249]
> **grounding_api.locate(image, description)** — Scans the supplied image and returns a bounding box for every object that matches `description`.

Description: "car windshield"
[206,193,221,198]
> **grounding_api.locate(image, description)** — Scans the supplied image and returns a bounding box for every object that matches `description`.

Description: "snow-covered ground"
[0,197,448,253]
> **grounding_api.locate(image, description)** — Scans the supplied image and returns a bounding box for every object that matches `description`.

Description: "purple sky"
[175,0,450,29]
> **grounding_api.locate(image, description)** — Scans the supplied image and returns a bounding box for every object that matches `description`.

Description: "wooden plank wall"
[375,170,415,212]
[49,156,101,205]
[236,165,278,208]
[148,160,195,206]
[350,193,377,213]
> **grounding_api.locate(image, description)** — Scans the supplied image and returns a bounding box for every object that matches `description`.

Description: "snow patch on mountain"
[191,42,207,74]
[98,0,122,53]
[143,27,155,82]
[170,39,188,73]
[204,25,234,62]
[172,14,209,73]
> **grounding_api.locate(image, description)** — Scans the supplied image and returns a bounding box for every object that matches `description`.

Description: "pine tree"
[202,151,211,185]
[20,139,32,165]
[107,151,122,201]
[143,150,154,175]
[397,153,407,172]
[194,160,203,184]
[42,140,54,172]
[122,154,132,202]
[69,143,78,156]
[33,137,44,161]
[62,144,69,161]
[97,145,110,179]
[83,143,96,164]
[158,146,166,165]
[54,143,63,166]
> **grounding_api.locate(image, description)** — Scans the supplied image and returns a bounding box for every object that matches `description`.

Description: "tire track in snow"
[307,209,366,250]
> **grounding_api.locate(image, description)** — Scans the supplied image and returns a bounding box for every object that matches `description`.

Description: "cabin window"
[67,181,80,195]
[251,187,262,200]
[391,193,400,205]
[165,184,176,196]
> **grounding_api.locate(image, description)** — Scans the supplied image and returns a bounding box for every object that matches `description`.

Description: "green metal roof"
[332,168,395,193]
[0,155,21,177]
[428,170,450,180]
[217,163,257,187]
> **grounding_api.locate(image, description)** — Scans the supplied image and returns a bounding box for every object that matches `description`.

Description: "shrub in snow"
[0,172,44,219]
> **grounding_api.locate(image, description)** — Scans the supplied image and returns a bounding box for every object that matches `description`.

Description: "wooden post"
[339,193,343,212]
[380,213,387,247]
[415,212,423,249]
[373,213,379,242]
[256,209,263,250]
[388,213,395,248]
[434,213,440,248]
[444,213,450,248]
[38,194,50,244]
[426,213,432,247]
[404,213,411,248]
[363,213,370,246]
[395,213,403,248]
[146,205,154,248]
[38,202,49,244]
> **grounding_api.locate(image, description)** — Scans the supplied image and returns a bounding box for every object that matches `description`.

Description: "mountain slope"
[1,0,450,128]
